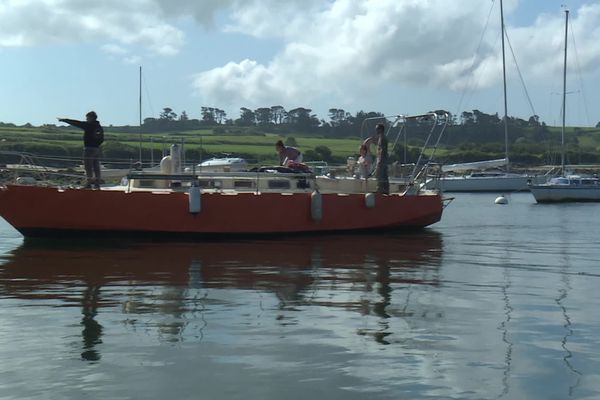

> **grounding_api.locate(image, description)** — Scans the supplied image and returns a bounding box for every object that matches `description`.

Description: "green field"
[0,125,366,166]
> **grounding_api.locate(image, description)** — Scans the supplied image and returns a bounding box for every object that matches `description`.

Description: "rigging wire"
[142,71,155,121]
[454,0,497,119]
[568,23,591,127]
[504,29,537,118]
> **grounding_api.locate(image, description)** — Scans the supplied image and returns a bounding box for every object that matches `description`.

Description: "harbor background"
[1,193,599,399]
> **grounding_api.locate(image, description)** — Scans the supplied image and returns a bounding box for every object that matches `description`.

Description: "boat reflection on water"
[0,232,443,360]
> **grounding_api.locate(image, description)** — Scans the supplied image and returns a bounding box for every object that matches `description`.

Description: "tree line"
[140,106,329,134]
[1,106,593,146]
[138,105,554,142]
[107,105,600,165]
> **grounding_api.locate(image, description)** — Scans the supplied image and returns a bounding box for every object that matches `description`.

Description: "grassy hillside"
[0,125,365,167]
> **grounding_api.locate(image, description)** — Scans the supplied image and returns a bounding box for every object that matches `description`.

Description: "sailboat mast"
[561,10,569,175]
[500,0,509,172]
[139,66,143,164]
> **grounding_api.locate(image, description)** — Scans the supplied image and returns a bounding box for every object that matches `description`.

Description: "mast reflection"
[81,285,102,361]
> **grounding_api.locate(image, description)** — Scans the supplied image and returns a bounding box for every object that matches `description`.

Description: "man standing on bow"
[58,111,104,189]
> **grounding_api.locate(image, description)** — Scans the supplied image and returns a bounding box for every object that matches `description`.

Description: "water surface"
[1,193,599,399]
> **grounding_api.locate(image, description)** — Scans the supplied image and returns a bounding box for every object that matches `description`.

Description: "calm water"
[1,193,600,399]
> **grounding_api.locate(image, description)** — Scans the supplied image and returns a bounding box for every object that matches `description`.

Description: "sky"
[0,0,599,127]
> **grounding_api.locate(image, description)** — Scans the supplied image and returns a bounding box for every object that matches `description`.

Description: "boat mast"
[500,0,509,172]
[561,9,569,175]
[139,65,143,165]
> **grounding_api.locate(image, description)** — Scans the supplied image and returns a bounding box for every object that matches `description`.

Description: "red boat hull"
[0,185,443,237]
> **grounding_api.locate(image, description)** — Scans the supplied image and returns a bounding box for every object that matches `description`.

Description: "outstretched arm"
[58,118,88,130]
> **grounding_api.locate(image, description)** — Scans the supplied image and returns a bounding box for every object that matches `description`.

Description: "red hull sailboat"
[0,183,442,237]
[0,112,449,238]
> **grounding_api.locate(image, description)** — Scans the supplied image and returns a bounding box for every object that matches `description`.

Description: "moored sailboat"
[435,158,532,192]
[529,9,600,203]
[0,112,447,238]
[435,0,530,192]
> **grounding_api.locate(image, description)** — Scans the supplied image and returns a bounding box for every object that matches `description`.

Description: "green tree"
[328,108,350,126]
[288,107,320,131]
[201,107,216,124]
[255,107,272,125]
[214,108,227,124]
[270,106,287,124]
[528,115,540,127]
[159,107,177,121]
[236,108,256,126]
[461,111,475,125]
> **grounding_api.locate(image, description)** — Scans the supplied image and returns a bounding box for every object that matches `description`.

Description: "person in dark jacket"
[363,123,389,194]
[58,111,104,189]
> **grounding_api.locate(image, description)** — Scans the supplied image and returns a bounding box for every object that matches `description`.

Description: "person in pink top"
[275,140,303,166]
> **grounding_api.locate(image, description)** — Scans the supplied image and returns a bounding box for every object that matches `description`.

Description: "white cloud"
[101,43,143,65]
[191,0,600,113]
[193,59,281,105]
[124,55,143,65]
[0,0,186,55]
[154,0,236,27]
[511,4,600,78]
[224,0,327,39]
[193,0,499,108]
[101,44,128,56]
[1,0,599,119]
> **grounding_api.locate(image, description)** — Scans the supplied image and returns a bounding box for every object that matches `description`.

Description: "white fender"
[311,191,322,222]
[189,185,201,214]
[365,192,376,208]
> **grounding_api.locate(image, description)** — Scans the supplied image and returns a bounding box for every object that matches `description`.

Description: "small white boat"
[435,170,532,192]
[530,176,600,203]
[197,157,248,173]
[429,158,538,192]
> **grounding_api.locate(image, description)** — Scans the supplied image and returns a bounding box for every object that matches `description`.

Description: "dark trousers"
[375,163,389,194]
[83,147,101,184]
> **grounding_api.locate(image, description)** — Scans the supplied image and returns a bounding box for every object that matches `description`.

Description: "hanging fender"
[311,191,322,222]
[189,185,201,214]
[365,192,376,208]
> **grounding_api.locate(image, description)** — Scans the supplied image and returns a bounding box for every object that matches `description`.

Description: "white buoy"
[495,195,508,205]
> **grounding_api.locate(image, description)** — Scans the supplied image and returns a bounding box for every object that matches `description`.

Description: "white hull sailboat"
[437,173,531,192]
[435,0,529,192]
[531,176,600,202]
[435,158,531,192]
[529,9,600,203]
